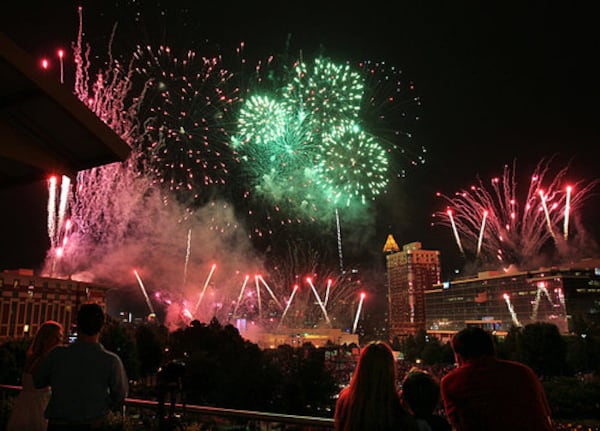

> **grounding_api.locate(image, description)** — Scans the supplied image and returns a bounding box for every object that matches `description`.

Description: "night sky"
[2,1,600,280]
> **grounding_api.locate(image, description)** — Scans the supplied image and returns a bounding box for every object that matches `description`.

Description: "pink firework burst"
[433,157,599,268]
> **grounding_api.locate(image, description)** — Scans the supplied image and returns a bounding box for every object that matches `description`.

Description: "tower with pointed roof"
[384,237,441,340]
[382,234,400,254]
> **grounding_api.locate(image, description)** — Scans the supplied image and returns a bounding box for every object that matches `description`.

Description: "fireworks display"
[137,246,367,333]
[132,44,240,206]
[282,57,364,126]
[231,53,423,240]
[355,60,425,178]
[265,241,367,330]
[433,157,599,269]
[46,175,72,276]
[59,6,425,246]
[34,3,424,331]
[314,119,389,207]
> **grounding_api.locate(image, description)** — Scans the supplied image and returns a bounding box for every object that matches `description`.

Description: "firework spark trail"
[194,263,216,315]
[46,174,72,277]
[323,278,332,308]
[306,277,331,326]
[503,293,521,327]
[72,6,87,101]
[278,284,299,330]
[57,175,71,242]
[182,307,193,321]
[531,286,542,321]
[74,8,139,140]
[257,275,283,309]
[531,283,554,321]
[564,186,571,240]
[255,276,262,319]
[183,228,192,287]
[63,219,72,247]
[446,209,464,255]
[134,269,155,315]
[352,292,366,334]
[46,175,71,276]
[47,176,57,249]
[557,287,566,310]
[232,275,250,318]
[476,210,488,258]
[335,208,344,273]
[434,157,599,267]
[58,49,64,84]
[538,190,557,243]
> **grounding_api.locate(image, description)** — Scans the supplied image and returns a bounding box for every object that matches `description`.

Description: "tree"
[0,338,29,384]
[168,319,279,411]
[496,325,522,361]
[135,323,167,378]
[520,323,567,377]
[101,317,140,380]
[421,337,445,365]
[565,334,600,374]
[293,345,337,415]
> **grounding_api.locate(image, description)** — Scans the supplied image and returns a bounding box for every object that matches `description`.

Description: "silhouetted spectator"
[441,327,553,431]
[334,340,417,431]
[34,303,128,430]
[7,320,64,431]
[157,359,186,431]
[401,368,451,431]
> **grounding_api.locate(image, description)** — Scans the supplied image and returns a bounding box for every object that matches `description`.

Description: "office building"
[0,268,110,342]
[425,261,600,339]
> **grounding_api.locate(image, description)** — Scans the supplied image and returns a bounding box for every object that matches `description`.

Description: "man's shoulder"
[494,358,537,376]
[441,364,464,378]
[440,366,462,387]
[46,344,69,358]
[98,344,125,362]
[495,358,528,367]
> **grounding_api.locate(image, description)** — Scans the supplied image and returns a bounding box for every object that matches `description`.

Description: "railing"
[0,384,334,431]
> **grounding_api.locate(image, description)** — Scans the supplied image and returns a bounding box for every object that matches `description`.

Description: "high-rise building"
[384,237,441,340]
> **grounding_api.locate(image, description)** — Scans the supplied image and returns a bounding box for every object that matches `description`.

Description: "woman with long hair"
[7,320,64,431]
[334,341,417,431]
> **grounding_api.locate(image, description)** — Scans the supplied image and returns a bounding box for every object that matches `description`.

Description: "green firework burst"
[314,120,389,207]
[283,57,364,129]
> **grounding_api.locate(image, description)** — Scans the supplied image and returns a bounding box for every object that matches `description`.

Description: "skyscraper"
[384,238,441,340]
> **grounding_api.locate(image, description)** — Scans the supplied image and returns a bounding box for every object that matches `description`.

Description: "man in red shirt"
[440,327,554,431]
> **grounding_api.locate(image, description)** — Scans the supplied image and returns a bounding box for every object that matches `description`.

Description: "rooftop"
[0,32,130,188]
